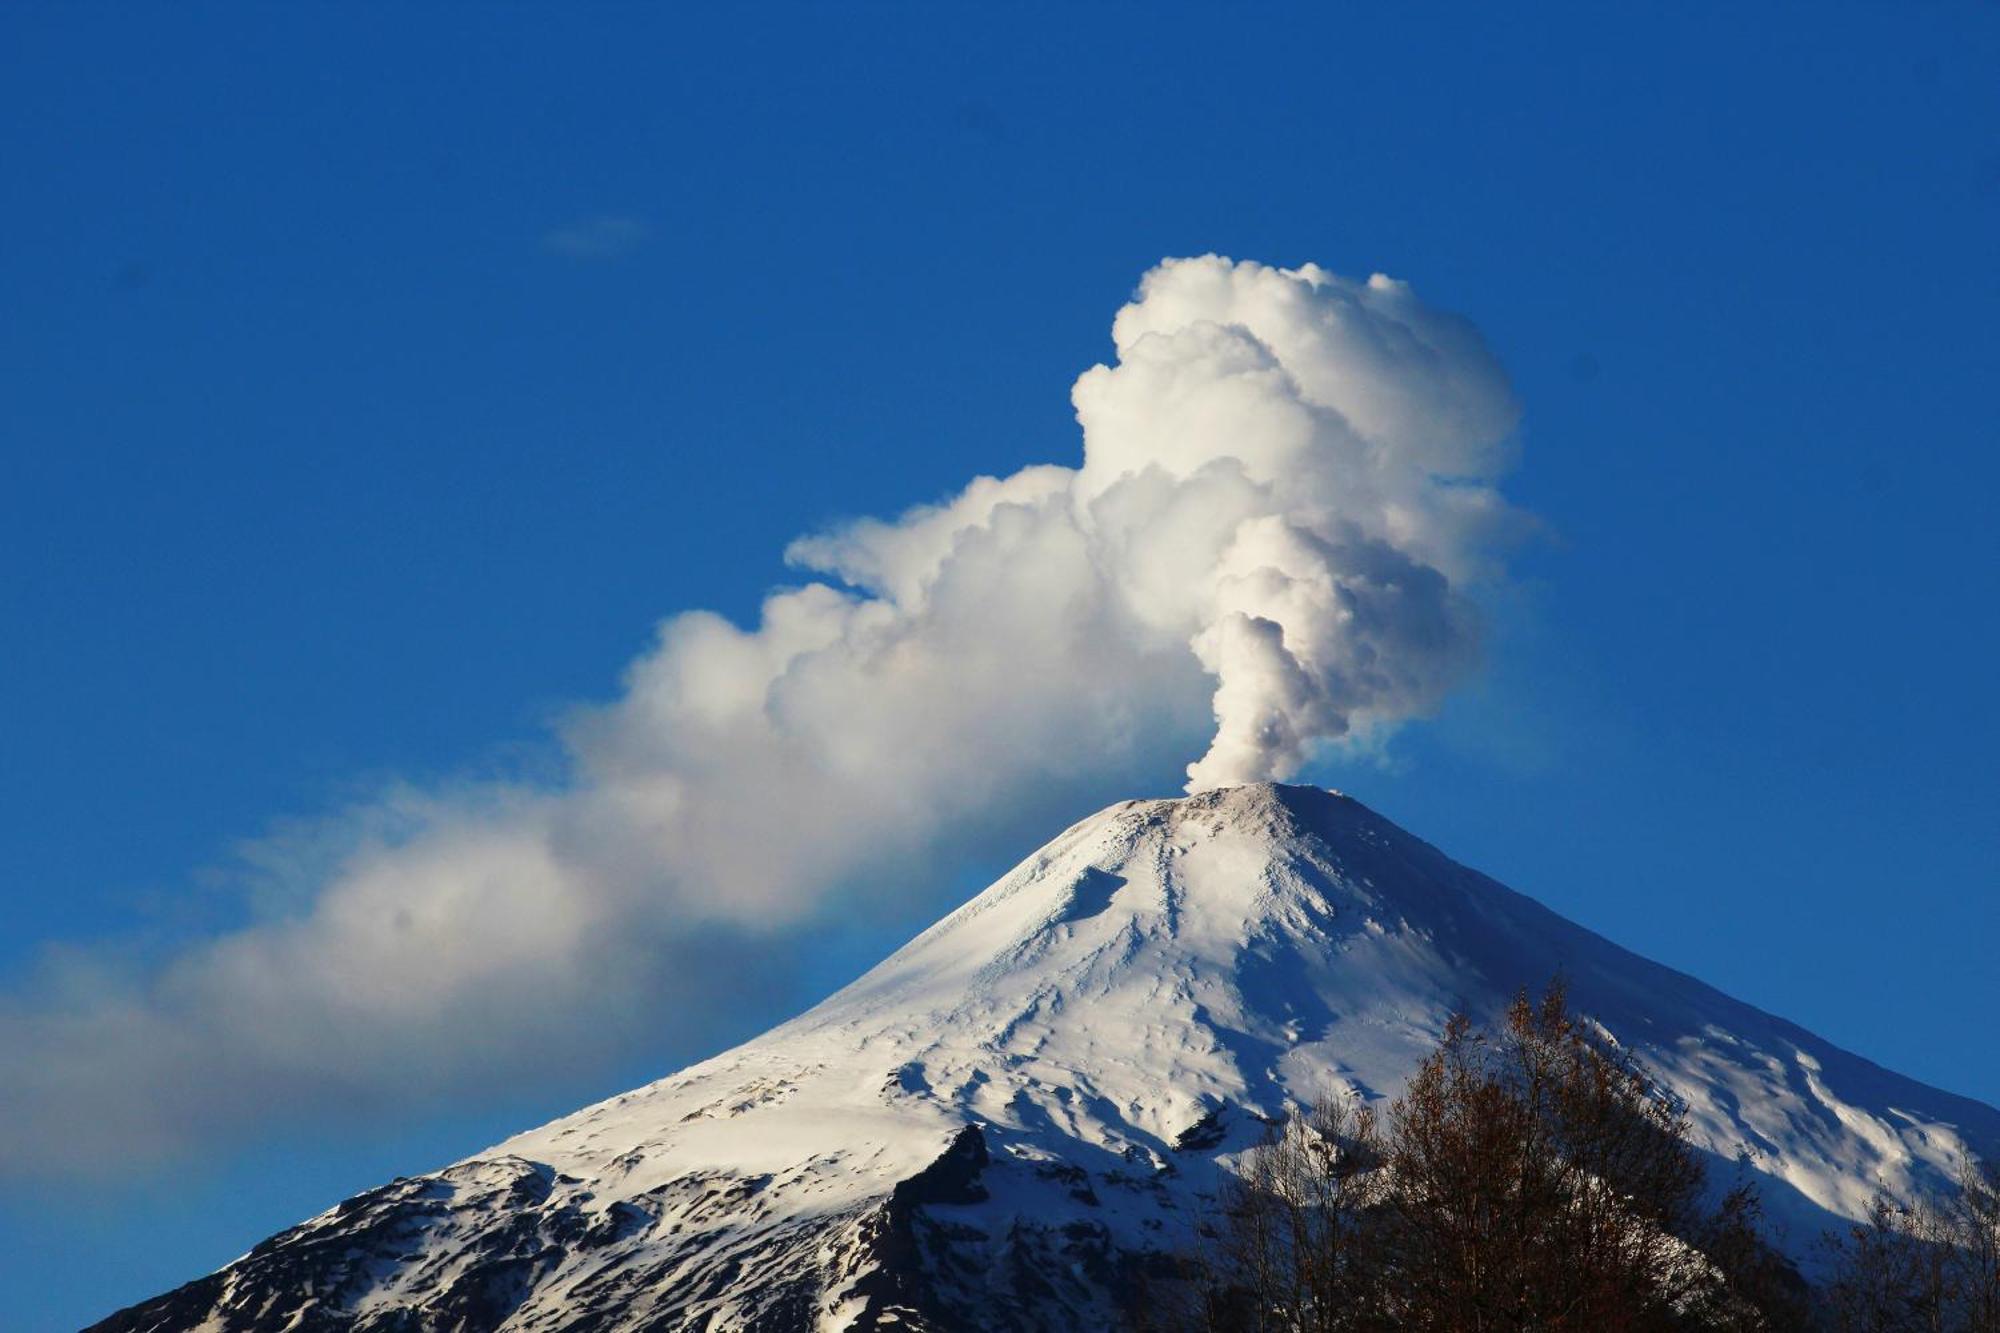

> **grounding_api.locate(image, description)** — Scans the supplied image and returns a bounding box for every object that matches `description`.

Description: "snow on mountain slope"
[91,785,2000,1332]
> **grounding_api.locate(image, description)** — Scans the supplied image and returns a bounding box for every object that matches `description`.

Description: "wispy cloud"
[0,257,1523,1177]
[542,214,650,260]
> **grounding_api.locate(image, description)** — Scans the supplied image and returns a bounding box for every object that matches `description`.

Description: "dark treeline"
[1143,982,1997,1333]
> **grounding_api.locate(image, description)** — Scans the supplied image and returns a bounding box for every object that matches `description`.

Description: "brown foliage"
[1180,980,1808,1332]
[1378,981,1715,1330]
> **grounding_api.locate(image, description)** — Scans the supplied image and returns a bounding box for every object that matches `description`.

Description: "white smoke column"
[0,257,1521,1174]
[1071,259,1519,787]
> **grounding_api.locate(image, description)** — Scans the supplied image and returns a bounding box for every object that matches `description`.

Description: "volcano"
[91,784,2000,1332]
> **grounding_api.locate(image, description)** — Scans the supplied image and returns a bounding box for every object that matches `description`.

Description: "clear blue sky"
[4,5,1997,1327]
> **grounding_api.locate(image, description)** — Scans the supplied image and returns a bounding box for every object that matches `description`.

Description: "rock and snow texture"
[93,785,2000,1332]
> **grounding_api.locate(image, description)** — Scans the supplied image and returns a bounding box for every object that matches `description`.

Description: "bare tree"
[1695,1174,1817,1332]
[1194,1091,1390,1332]
[1825,1155,2000,1332]
[1183,980,1808,1332]
[1377,981,1715,1330]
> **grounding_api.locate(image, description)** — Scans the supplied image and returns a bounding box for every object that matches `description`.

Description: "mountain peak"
[1101,777,1361,834]
[92,789,2000,1333]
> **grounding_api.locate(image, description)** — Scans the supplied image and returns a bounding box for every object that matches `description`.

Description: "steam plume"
[0,257,1520,1174]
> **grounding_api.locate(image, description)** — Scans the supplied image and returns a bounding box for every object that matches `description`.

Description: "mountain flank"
[91,784,2000,1331]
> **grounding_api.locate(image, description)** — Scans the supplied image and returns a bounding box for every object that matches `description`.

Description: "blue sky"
[4,5,1999,1327]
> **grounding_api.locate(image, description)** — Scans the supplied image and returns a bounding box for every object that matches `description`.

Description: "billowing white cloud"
[0,257,1521,1175]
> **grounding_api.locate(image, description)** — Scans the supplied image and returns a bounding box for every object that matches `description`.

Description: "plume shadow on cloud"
[0,256,1522,1176]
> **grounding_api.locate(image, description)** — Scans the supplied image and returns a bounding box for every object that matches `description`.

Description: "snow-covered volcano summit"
[94,785,1999,1332]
